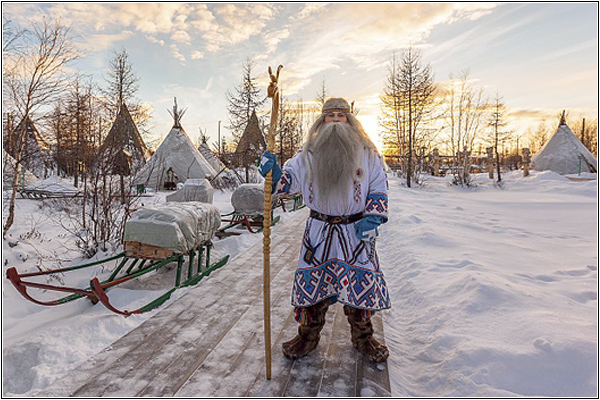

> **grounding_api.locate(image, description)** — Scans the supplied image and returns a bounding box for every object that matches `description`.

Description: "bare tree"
[102,48,150,131]
[570,117,598,157]
[66,75,97,186]
[379,53,405,156]
[315,79,329,107]
[380,47,437,187]
[273,95,303,166]
[226,57,266,145]
[3,17,78,238]
[487,94,512,183]
[526,120,550,155]
[443,70,488,186]
[3,16,22,51]
[103,48,138,114]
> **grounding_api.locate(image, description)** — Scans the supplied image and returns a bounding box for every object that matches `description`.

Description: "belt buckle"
[331,216,343,224]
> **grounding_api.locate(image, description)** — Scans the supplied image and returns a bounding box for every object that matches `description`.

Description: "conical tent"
[133,100,217,190]
[233,110,265,167]
[100,103,149,174]
[5,115,52,178]
[532,120,597,174]
[198,138,225,172]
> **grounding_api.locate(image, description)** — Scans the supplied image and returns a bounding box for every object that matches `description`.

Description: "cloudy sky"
[3,2,598,151]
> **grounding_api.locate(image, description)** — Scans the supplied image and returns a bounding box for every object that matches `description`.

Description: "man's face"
[324,111,348,124]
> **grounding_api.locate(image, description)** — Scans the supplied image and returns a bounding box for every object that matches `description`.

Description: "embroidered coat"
[274,147,391,311]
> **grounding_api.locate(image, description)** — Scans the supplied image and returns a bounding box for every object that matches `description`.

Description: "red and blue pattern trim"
[291,260,391,311]
[274,170,293,195]
[365,192,388,222]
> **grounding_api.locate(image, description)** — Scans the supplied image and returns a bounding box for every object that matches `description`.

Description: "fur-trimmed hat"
[322,97,351,114]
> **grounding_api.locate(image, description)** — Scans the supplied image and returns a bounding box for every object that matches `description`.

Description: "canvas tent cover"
[532,123,597,174]
[134,127,217,190]
[123,202,221,253]
[199,142,225,172]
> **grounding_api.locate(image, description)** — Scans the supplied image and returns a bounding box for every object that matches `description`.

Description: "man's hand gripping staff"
[259,151,282,193]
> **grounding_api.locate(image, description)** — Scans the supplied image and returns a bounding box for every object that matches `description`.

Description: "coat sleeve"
[365,151,389,223]
[273,150,304,196]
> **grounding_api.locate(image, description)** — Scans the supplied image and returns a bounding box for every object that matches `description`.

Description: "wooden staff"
[263,64,282,380]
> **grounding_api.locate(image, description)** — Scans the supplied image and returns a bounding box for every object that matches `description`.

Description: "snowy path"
[36,207,391,397]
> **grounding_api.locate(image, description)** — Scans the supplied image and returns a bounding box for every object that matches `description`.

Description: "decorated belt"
[309,210,364,224]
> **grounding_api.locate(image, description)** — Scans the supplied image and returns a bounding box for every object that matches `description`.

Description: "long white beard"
[308,122,364,210]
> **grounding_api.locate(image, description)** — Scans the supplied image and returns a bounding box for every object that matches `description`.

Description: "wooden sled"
[6,241,229,316]
[275,193,305,212]
[217,211,281,237]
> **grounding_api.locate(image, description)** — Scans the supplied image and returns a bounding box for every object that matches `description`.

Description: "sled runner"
[217,183,283,236]
[6,243,229,316]
[6,202,229,316]
[218,211,281,234]
[275,193,305,213]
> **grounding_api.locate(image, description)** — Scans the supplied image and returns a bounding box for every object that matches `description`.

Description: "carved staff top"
[266,65,283,151]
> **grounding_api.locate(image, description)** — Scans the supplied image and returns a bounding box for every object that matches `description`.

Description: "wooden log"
[124,241,174,260]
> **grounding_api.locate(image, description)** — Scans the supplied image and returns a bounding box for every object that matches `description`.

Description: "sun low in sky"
[3,2,598,151]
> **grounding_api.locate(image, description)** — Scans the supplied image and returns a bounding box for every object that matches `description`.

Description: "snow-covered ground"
[2,170,598,397]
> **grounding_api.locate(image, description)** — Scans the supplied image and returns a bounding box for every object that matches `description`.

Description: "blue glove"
[355,214,386,242]
[258,151,282,192]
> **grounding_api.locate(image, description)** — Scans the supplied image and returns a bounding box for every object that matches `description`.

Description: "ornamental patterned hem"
[291,260,391,311]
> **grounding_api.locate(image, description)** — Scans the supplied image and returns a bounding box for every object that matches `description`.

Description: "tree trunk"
[3,162,21,238]
[120,173,125,204]
[3,112,30,238]
[407,85,413,188]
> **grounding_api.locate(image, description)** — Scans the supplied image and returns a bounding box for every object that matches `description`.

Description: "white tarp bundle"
[230,183,278,215]
[134,127,217,190]
[166,179,214,204]
[123,202,221,253]
[231,183,265,215]
[532,123,597,175]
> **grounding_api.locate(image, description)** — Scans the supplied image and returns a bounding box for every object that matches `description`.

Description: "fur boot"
[343,305,389,363]
[282,300,330,360]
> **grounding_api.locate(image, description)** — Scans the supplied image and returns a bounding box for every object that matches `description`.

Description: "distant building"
[532,114,597,174]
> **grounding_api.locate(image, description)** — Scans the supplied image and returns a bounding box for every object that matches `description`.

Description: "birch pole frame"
[263,64,282,380]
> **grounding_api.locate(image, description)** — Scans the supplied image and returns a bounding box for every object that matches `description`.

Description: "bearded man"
[259,97,390,363]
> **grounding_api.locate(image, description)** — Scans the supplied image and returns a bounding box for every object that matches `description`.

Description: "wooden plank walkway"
[38,208,391,397]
